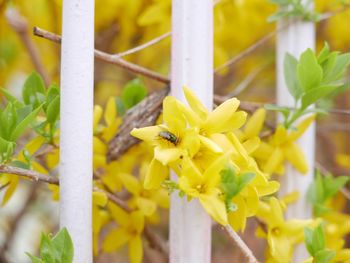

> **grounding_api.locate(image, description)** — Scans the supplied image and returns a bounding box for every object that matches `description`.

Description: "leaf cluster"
[220,164,255,212]
[26,227,74,263]
[304,224,335,263]
[307,170,349,216]
[266,44,350,129]
[268,0,320,22]
[0,72,60,164]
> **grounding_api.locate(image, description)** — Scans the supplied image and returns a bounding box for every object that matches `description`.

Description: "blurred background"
[1,0,350,262]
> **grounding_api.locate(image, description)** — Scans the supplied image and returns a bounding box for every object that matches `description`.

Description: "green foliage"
[220,164,255,212]
[0,72,61,163]
[265,45,350,129]
[268,0,320,22]
[307,170,349,216]
[26,227,74,263]
[304,224,335,263]
[117,79,148,115]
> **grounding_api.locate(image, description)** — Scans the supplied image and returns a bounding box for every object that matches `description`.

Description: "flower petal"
[163,96,186,132]
[130,126,162,144]
[284,142,308,174]
[136,197,157,216]
[202,98,240,134]
[104,97,117,126]
[131,211,145,233]
[244,108,266,138]
[154,147,185,165]
[128,236,143,263]
[183,86,209,119]
[108,202,130,227]
[102,228,131,252]
[288,115,315,142]
[144,158,168,190]
[199,193,228,225]
[119,173,141,195]
[263,148,284,174]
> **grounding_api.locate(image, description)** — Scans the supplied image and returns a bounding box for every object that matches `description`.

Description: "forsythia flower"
[179,155,230,225]
[256,197,316,263]
[254,115,315,175]
[103,203,145,263]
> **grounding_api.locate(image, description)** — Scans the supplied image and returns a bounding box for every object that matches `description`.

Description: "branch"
[223,225,259,263]
[114,32,171,59]
[0,165,59,185]
[33,27,170,84]
[5,8,50,86]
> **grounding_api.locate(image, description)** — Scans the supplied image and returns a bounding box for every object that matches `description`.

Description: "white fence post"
[60,0,94,262]
[170,0,213,262]
[276,3,315,262]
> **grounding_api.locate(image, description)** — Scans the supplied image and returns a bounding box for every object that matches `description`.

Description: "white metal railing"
[59,0,95,262]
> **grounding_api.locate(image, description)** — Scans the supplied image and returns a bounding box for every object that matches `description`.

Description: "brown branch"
[6,8,50,86]
[223,225,259,263]
[33,27,170,84]
[0,165,59,185]
[114,32,171,59]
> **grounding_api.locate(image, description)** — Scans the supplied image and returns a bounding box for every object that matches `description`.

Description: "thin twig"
[5,8,50,86]
[33,27,170,84]
[223,225,259,263]
[113,32,171,59]
[0,165,59,185]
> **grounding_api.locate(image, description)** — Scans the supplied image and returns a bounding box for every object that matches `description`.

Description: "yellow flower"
[103,203,144,263]
[131,96,200,166]
[178,86,247,136]
[179,155,229,225]
[257,197,315,262]
[255,115,315,175]
[92,191,109,255]
[119,171,169,217]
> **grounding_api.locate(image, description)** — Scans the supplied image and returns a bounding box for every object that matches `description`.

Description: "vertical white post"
[60,0,94,262]
[276,3,315,262]
[170,1,213,263]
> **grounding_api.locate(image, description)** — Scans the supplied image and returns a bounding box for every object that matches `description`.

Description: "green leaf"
[0,88,23,108]
[284,53,303,99]
[0,103,17,140]
[220,164,255,211]
[314,249,336,263]
[121,79,147,109]
[317,43,331,64]
[304,227,315,256]
[22,72,46,108]
[116,97,126,117]
[40,233,55,263]
[0,137,15,164]
[267,10,290,22]
[51,227,74,263]
[26,253,44,263]
[312,224,326,253]
[45,84,60,112]
[297,49,323,91]
[323,175,349,200]
[301,85,338,110]
[10,160,30,169]
[328,53,350,82]
[46,96,60,124]
[11,104,43,141]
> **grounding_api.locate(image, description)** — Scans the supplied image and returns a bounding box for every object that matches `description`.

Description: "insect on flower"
[158,131,179,146]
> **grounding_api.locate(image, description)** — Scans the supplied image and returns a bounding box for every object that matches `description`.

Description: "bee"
[158,131,179,146]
